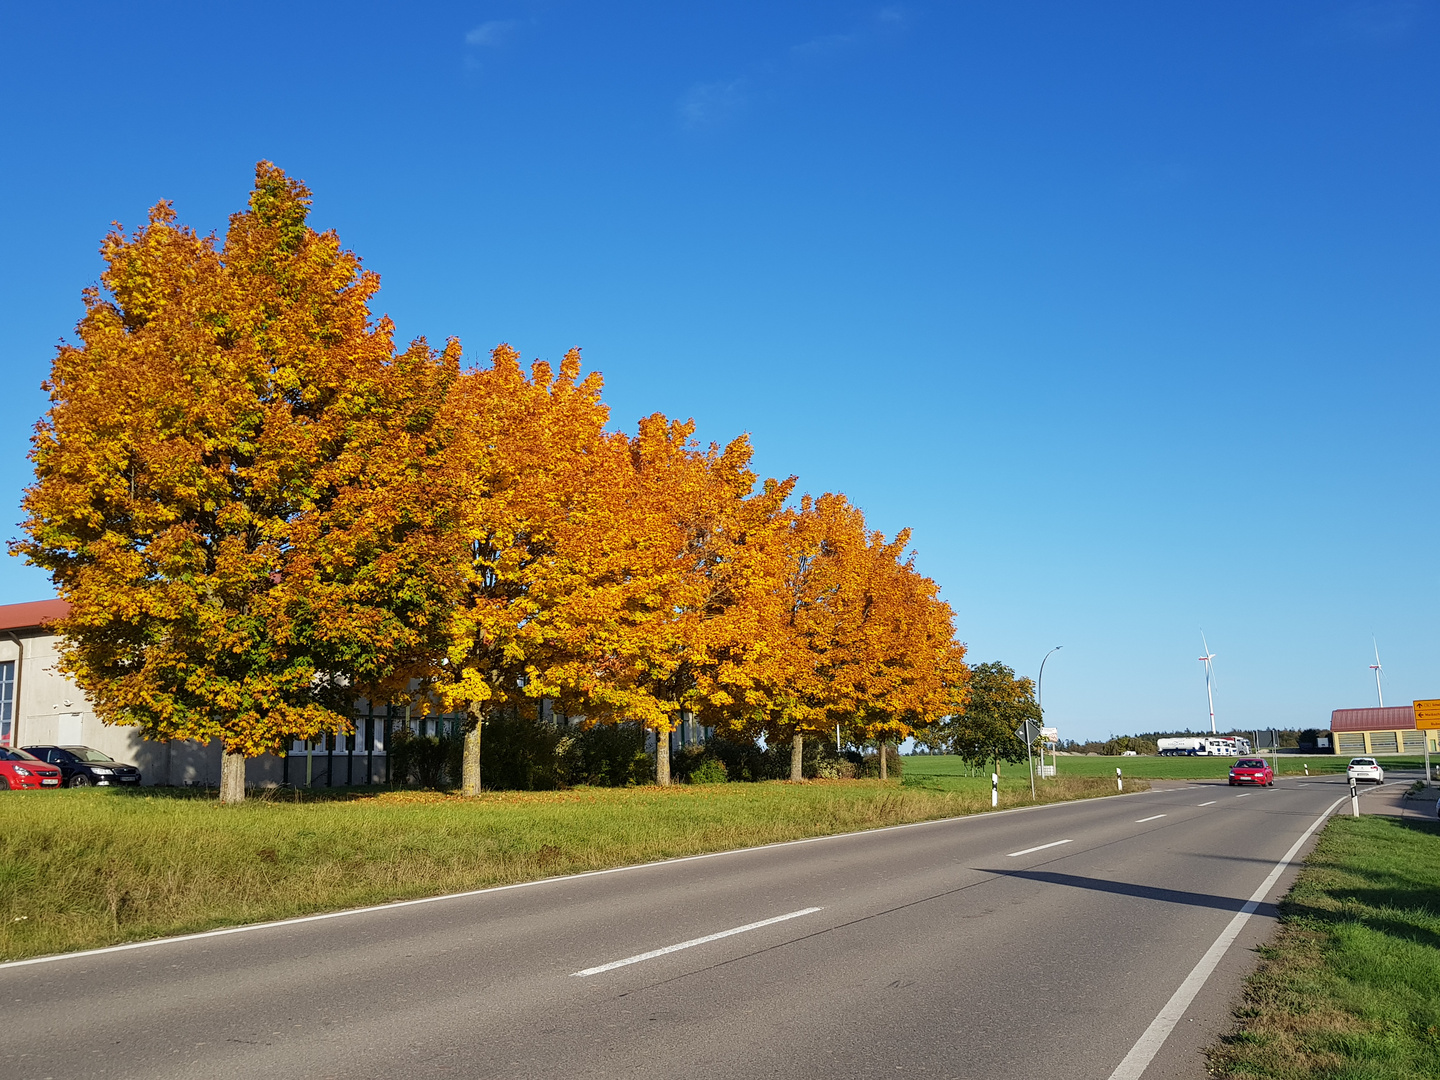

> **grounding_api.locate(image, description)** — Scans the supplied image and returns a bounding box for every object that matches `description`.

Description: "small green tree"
[935,660,1040,775]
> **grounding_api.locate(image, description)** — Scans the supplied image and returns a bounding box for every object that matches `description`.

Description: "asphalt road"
[0,774,1393,1080]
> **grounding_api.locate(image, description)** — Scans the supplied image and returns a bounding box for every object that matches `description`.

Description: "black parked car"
[22,746,142,787]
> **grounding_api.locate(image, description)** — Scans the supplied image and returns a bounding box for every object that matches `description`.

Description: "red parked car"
[1229,757,1274,787]
[0,747,64,790]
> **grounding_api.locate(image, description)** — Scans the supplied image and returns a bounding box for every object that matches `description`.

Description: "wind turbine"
[1370,638,1384,707]
[1199,632,1217,734]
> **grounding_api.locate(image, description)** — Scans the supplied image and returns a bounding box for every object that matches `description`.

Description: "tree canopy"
[17,163,971,798]
[16,163,459,800]
[932,660,1039,772]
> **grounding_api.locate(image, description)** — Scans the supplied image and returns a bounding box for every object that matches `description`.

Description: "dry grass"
[1208,815,1440,1079]
[0,774,1137,963]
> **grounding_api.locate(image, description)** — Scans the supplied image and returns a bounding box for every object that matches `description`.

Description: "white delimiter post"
[1116,766,1123,792]
[991,772,998,808]
[1349,777,1360,817]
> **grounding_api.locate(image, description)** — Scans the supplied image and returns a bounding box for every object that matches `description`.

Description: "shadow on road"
[979,867,1279,918]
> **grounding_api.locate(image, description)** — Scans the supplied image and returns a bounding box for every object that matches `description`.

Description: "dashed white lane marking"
[1135,815,1166,823]
[1105,795,1345,1080]
[1235,793,1249,798]
[572,907,823,977]
[1006,839,1072,858]
[1197,801,1217,806]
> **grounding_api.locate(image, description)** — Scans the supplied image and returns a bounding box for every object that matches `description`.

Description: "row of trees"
[16,163,971,801]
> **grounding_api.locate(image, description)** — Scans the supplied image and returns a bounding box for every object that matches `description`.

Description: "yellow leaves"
[19,161,970,767]
[17,162,464,759]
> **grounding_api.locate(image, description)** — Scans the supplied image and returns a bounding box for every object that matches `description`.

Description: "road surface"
[0,773,1391,1080]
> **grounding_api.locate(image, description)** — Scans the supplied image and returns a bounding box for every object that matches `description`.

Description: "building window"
[0,660,13,747]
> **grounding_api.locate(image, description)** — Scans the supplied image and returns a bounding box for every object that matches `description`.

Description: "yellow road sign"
[1413,699,1440,730]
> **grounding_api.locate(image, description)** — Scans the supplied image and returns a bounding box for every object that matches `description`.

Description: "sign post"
[1040,727,1058,778]
[1414,700,1440,783]
[1017,720,1040,799]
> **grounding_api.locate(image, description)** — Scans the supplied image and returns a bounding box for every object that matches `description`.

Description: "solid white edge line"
[1197,801,1217,806]
[571,907,822,977]
[1104,794,1345,1080]
[0,785,1158,972]
[1006,839,1072,857]
[1135,815,1166,823]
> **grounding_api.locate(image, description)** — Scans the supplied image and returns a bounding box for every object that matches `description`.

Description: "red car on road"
[0,747,64,790]
[1229,757,1274,787]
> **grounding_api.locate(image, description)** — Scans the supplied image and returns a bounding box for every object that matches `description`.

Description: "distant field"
[903,753,1429,782]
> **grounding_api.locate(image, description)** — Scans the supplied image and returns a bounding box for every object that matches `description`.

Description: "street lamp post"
[1038,646,1063,711]
[1038,646,1062,779]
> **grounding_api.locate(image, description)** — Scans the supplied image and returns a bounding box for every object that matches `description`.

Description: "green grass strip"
[1208,814,1440,1079]
[0,775,1134,963]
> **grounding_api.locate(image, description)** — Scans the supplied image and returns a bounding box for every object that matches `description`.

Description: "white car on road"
[1346,757,1384,784]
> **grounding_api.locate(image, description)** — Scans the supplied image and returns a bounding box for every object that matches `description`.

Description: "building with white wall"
[0,599,281,786]
[0,598,704,788]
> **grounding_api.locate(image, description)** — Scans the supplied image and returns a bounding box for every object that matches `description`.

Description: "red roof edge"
[0,599,71,633]
[1330,706,1416,732]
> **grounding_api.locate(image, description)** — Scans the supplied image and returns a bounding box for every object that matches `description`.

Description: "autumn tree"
[580,416,794,785]
[728,493,968,781]
[936,660,1039,775]
[743,493,861,782]
[422,356,799,792]
[427,344,631,795]
[15,163,460,802]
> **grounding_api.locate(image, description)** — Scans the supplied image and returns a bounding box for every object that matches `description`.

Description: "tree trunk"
[879,740,888,780]
[790,732,805,782]
[219,749,246,804]
[461,704,482,796]
[656,728,671,786]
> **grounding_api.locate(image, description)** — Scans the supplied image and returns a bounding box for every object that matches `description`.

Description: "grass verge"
[0,774,1140,963]
[1207,814,1440,1079]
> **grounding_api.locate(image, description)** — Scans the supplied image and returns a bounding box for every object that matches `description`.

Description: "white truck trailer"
[1157,736,1252,756]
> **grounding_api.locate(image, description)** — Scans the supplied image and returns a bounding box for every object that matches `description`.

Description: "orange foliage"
[741,493,968,748]
[15,164,459,757]
[18,162,969,780]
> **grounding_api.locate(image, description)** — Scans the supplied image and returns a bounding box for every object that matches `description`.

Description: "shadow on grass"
[1276,817,1440,952]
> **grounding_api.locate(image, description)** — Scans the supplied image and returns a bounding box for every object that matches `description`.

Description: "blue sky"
[2,2,1436,741]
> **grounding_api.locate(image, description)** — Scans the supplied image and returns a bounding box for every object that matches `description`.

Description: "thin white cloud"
[465,19,519,47]
[678,7,911,130]
[793,7,908,57]
[678,79,748,128]
[791,31,860,59]
[1333,1,1422,40]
